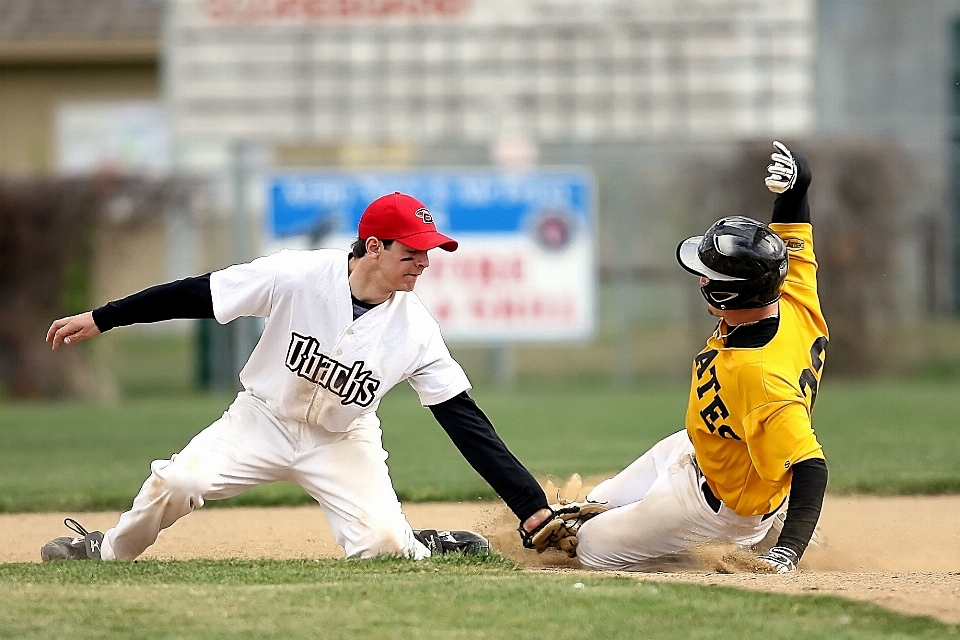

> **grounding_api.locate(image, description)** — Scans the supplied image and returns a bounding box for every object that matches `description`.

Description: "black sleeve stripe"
[91,274,214,332]
[776,457,828,559]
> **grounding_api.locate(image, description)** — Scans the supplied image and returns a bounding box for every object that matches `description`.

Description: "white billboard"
[267,169,596,342]
[55,101,170,175]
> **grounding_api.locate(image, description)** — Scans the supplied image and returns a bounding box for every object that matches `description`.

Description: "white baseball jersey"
[209,248,471,432]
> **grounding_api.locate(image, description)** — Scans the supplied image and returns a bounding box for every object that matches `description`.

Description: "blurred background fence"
[2,0,960,398]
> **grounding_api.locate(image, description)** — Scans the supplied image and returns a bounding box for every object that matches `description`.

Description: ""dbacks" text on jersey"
[285,332,381,407]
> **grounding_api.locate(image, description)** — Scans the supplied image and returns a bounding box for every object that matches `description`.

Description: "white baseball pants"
[577,430,778,571]
[99,392,429,561]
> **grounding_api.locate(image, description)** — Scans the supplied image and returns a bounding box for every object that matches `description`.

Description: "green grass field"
[1,379,958,512]
[0,556,954,640]
[2,379,959,638]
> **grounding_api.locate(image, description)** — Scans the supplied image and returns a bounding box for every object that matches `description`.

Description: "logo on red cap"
[415,208,433,223]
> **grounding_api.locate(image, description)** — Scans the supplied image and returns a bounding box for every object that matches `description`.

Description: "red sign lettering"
[465,294,578,325]
[428,255,525,286]
[205,0,472,22]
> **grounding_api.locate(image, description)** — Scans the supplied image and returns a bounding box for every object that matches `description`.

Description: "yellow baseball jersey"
[685,223,828,517]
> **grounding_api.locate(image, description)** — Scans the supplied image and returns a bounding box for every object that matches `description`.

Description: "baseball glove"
[518,500,610,558]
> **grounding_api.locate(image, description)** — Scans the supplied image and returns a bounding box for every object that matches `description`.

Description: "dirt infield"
[3,495,959,624]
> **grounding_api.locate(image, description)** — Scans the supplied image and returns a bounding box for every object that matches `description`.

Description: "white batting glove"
[756,546,799,574]
[765,140,798,194]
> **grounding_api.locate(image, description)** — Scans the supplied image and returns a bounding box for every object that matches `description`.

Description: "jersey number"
[798,336,828,409]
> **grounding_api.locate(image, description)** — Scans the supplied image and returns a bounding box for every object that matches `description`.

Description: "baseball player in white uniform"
[41,192,553,561]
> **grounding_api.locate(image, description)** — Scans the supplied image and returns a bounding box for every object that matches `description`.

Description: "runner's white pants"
[577,430,779,571]
[99,392,429,561]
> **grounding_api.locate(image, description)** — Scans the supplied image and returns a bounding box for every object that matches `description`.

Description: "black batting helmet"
[676,216,788,310]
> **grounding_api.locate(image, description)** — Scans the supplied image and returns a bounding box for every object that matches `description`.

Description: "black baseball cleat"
[40,518,105,561]
[413,529,492,555]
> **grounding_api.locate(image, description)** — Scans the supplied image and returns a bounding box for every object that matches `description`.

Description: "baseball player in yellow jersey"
[573,141,828,573]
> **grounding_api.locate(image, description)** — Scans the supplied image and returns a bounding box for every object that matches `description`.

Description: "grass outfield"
[0,556,953,640]
[1,379,959,513]
[2,382,959,639]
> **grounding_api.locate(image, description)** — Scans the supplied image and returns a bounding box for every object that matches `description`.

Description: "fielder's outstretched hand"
[47,311,101,350]
[765,141,798,193]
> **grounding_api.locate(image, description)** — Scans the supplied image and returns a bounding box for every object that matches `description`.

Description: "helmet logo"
[415,208,434,224]
[708,291,739,304]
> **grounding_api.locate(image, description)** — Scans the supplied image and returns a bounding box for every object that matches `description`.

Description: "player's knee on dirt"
[574,523,606,570]
[575,517,630,571]
[341,518,412,558]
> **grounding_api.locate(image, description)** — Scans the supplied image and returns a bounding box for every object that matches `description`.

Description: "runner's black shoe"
[40,518,104,561]
[413,529,491,555]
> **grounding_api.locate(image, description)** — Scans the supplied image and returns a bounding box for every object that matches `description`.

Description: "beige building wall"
[0,43,166,317]
[0,44,158,173]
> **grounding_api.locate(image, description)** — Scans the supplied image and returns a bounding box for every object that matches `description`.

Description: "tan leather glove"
[519,501,609,558]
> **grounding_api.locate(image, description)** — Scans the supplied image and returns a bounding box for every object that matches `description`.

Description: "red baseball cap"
[358,192,458,252]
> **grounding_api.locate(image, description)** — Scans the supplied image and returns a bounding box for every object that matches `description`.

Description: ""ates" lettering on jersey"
[285,332,381,407]
[694,349,742,441]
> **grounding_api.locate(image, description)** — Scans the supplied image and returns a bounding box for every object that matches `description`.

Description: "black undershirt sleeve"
[770,151,812,225]
[91,274,215,332]
[775,457,828,559]
[428,391,548,523]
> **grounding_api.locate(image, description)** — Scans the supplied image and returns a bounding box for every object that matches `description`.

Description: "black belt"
[696,463,782,521]
[700,479,723,513]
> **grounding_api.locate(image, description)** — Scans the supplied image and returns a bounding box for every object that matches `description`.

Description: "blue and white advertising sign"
[267,170,596,343]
